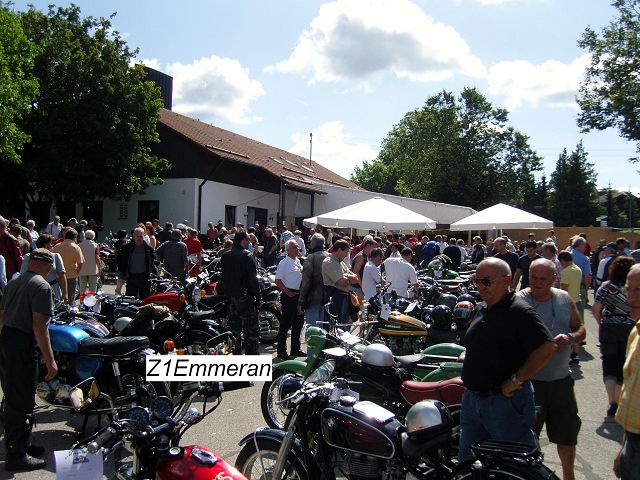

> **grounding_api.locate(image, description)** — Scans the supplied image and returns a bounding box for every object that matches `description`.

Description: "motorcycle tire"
[236,436,308,480]
[453,464,560,479]
[260,369,303,429]
[258,305,281,344]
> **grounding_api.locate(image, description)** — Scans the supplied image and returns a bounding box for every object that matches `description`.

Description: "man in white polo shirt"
[275,240,304,360]
[383,247,418,298]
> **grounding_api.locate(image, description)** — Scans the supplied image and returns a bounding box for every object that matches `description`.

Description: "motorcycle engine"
[345,452,383,479]
[386,336,427,356]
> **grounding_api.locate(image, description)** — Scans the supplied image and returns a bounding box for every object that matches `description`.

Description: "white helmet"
[112,316,133,334]
[405,400,450,438]
[361,343,395,368]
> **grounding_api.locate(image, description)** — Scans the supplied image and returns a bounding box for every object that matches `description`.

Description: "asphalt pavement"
[0,289,624,480]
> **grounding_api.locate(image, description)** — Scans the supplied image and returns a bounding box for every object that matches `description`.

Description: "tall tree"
[0,6,38,164]
[605,184,624,227]
[4,4,169,212]
[577,0,640,157]
[549,142,599,226]
[350,87,542,209]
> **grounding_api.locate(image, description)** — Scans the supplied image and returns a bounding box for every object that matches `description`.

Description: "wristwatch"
[510,373,523,385]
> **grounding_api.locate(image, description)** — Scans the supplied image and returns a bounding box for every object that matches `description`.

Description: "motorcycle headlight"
[193,286,202,302]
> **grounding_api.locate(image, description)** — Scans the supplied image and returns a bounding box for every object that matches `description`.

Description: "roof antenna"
[309,132,313,166]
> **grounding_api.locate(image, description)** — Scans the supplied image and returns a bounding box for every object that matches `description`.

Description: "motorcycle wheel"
[260,369,302,429]
[236,437,307,480]
[453,465,556,479]
[258,306,281,344]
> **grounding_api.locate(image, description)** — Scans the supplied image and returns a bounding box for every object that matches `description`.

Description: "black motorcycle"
[236,360,560,480]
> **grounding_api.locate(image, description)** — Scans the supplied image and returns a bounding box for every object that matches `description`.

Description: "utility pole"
[309,132,313,166]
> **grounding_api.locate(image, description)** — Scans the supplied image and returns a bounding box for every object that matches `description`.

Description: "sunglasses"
[471,275,506,287]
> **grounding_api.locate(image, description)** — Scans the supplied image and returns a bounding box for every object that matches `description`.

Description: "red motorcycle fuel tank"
[142,292,183,313]
[156,445,247,480]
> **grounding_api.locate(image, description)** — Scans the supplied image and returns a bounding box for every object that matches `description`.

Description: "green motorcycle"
[261,325,464,429]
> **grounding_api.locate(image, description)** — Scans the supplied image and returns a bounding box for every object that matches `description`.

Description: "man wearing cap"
[596,243,619,292]
[0,248,58,471]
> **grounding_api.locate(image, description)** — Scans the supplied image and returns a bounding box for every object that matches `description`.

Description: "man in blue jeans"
[460,258,557,461]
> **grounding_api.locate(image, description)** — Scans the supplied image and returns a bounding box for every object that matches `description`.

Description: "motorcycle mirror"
[182,407,201,425]
[69,377,100,411]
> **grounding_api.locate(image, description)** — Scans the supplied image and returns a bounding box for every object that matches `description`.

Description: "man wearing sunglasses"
[460,258,557,462]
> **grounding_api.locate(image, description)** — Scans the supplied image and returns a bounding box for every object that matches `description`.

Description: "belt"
[469,387,503,397]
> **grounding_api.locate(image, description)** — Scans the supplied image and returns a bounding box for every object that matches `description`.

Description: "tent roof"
[304,197,436,230]
[449,203,553,231]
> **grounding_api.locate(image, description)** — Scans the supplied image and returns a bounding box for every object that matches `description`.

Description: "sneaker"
[607,403,618,417]
[27,444,45,457]
[569,352,579,365]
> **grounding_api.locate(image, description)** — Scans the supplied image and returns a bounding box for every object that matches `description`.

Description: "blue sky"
[14,0,640,194]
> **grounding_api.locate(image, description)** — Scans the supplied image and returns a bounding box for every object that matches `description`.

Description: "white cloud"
[289,121,376,178]
[165,56,265,124]
[140,58,161,71]
[487,54,590,110]
[475,0,517,4]
[267,0,486,83]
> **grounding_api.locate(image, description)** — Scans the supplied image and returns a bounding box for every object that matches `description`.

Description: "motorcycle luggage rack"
[471,439,542,465]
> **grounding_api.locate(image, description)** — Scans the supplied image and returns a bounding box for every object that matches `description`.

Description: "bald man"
[518,259,585,480]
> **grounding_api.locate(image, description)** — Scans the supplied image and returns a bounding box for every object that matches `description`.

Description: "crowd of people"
[1,212,640,477]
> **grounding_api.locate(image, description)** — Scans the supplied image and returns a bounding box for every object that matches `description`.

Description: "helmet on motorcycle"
[405,400,451,438]
[421,306,434,323]
[361,343,395,368]
[436,293,458,310]
[457,293,476,305]
[112,316,133,334]
[453,301,475,321]
[431,305,453,330]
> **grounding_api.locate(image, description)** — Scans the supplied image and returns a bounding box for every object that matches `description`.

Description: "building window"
[138,200,159,223]
[225,205,236,226]
[119,204,129,220]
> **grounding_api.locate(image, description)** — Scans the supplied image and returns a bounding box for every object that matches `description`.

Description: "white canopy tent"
[303,197,436,231]
[449,203,553,231]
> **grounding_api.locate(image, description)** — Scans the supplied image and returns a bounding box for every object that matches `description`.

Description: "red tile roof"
[159,109,361,193]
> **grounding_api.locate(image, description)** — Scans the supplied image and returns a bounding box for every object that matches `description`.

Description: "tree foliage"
[350,88,542,210]
[549,142,599,226]
[0,6,38,164]
[3,4,169,208]
[577,0,640,155]
[605,184,624,227]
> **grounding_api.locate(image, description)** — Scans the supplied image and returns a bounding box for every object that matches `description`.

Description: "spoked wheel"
[258,306,281,344]
[236,437,307,480]
[260,369,303,429]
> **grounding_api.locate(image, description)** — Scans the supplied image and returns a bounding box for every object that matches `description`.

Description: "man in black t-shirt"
[443,238,462,271]
[460,258,556,461]
[512,241,542,290]
[492,237,519,276]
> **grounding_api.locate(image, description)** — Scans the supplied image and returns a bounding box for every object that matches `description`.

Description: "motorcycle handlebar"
[87,426,116,454]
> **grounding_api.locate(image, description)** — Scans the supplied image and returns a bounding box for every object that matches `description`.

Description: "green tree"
[0,6,38,164]
[605,184,624,227]
[577,0,640,156]
[549,142,599,226]
[5,4,169,211]
[350,88,542,209]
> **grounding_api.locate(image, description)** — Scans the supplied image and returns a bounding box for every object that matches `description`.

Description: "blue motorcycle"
[36,321,169,417]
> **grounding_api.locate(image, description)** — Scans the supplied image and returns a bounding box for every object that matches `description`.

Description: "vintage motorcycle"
[70,379,249,480]
[237,360,560,480]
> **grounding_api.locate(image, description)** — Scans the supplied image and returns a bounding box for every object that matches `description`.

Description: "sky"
[13,0,640,195]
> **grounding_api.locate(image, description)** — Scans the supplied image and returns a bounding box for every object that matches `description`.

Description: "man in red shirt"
[184,228,203,277]
[0,215,23,279]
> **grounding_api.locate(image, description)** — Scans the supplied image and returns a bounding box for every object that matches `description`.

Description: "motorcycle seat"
[184,310,216,322]
[78,336,150,356]
[400,377,464,405]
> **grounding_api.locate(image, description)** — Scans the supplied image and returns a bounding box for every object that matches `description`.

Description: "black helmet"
[436,293,458,310]
[431,305,453,330]
[457,293,476,305]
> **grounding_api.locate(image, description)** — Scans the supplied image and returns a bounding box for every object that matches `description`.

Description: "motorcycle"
[237,360,560,480]
[69,378,249,480]
[36,321,170,418]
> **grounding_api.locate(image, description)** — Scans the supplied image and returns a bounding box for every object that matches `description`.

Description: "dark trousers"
[0,327,37,456]
[228,295,259,355]
[126,272,150,300]
[278,292,304,355]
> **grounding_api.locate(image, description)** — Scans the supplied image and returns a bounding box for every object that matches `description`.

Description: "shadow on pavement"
[596,417,624,444]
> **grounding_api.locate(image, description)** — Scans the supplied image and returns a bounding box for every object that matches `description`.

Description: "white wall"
[313,184,475,226]
[102,179,198,233]
[285,190,312,218]
[200,180,279,227]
